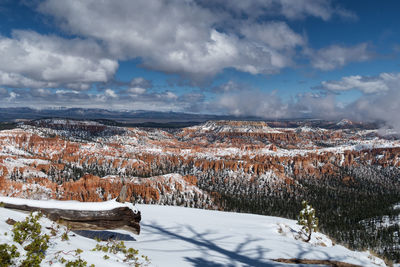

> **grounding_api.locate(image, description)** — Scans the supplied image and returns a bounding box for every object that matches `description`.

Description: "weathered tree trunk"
[1,202,141,235]
[305,230,311,242]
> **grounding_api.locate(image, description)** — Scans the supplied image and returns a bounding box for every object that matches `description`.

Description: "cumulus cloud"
[205,80,344,120]
[212,81,245,93]
[130,78,152,89]
[210,90,289,118]
[316,72,400,94]
[39,0,309,81]
[309,43,374,70]
[290,92,342,119]
[318,72,400,133]
[127,87,147,95]
[0,30,118,88]
[125,77,152,95]
[210,81,400,134]
[239,22,304,50]
[345,90,400,133]
[105,89,117,98]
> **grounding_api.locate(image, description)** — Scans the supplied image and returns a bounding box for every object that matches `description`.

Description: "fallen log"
[0,198,141,235]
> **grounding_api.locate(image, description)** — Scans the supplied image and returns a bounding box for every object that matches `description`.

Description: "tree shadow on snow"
[73,230,136,241]
[142,222,276,267]
[185,257,233,267]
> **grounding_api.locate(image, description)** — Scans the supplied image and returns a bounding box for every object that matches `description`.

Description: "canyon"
[1,118,400,261]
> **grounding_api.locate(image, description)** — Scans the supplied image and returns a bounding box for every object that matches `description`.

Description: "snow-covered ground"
[135,205,385,267]
[0,199,386,266]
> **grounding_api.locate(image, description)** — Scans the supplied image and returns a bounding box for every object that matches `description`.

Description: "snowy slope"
[135,205,385,267]
[0,201,386,267]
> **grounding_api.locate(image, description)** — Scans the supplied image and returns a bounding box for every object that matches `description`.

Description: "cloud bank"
[0,30,118,89]
[38,0,313,81]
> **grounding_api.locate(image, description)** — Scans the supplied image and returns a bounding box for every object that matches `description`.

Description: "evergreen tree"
[298,200,318,242]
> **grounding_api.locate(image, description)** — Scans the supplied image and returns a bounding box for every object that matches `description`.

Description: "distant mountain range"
[0,107,380,130]
[0,107,249,124]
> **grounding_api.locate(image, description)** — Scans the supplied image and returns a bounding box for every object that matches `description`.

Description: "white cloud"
[165,91,178,99]
[209,89,343,120]
[240,22,304,50]
[39,0,307,81]
[0,30,118,88]
[130,78,152,89]
[65,83,91,90]
[127,87,146,95]
[348,89,400,133]
[7,92,18,102]
[212,81,244,93]
[317,72,400,94]
[0,70,55,88]
[313,71,400,133]
[309,43,374,71]
[55,89,80,95]
[291,92,341,119]
[105,89,117,98]
[211,90,289,118]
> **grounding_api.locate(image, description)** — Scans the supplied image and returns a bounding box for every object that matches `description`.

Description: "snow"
[135,205,385,267]
[0,207,137,267]
[0,203,387,266]
[189,120,282,134]
[0,197,138,214]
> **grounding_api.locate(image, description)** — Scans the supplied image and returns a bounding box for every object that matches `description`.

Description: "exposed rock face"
[117,184,128,203]
[0,119,399,208]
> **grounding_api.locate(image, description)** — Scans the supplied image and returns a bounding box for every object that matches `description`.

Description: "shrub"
[92,240,150,266]
[0,243,20,267]
[12,212,50,267]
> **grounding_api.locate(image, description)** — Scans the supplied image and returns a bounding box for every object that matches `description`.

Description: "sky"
[0,0,400,128]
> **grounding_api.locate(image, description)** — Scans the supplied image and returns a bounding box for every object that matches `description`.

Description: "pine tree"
[298,200,318,242]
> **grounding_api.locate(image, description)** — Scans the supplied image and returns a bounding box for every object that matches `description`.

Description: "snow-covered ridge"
[190,120,281,133]
[337,119,354,127]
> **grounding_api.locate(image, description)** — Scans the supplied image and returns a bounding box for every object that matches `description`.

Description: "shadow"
[185,257,234,267]
[142,222,276,267]
[73,230,136,241]
[285,241,365,267]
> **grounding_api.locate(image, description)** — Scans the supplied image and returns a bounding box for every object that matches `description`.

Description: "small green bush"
[0,243,20,267]
[12,212,50,267]
[92,240,150,266]
[1,212,149,267]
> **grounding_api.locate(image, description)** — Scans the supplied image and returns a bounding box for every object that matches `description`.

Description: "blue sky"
[0,0,399,126]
